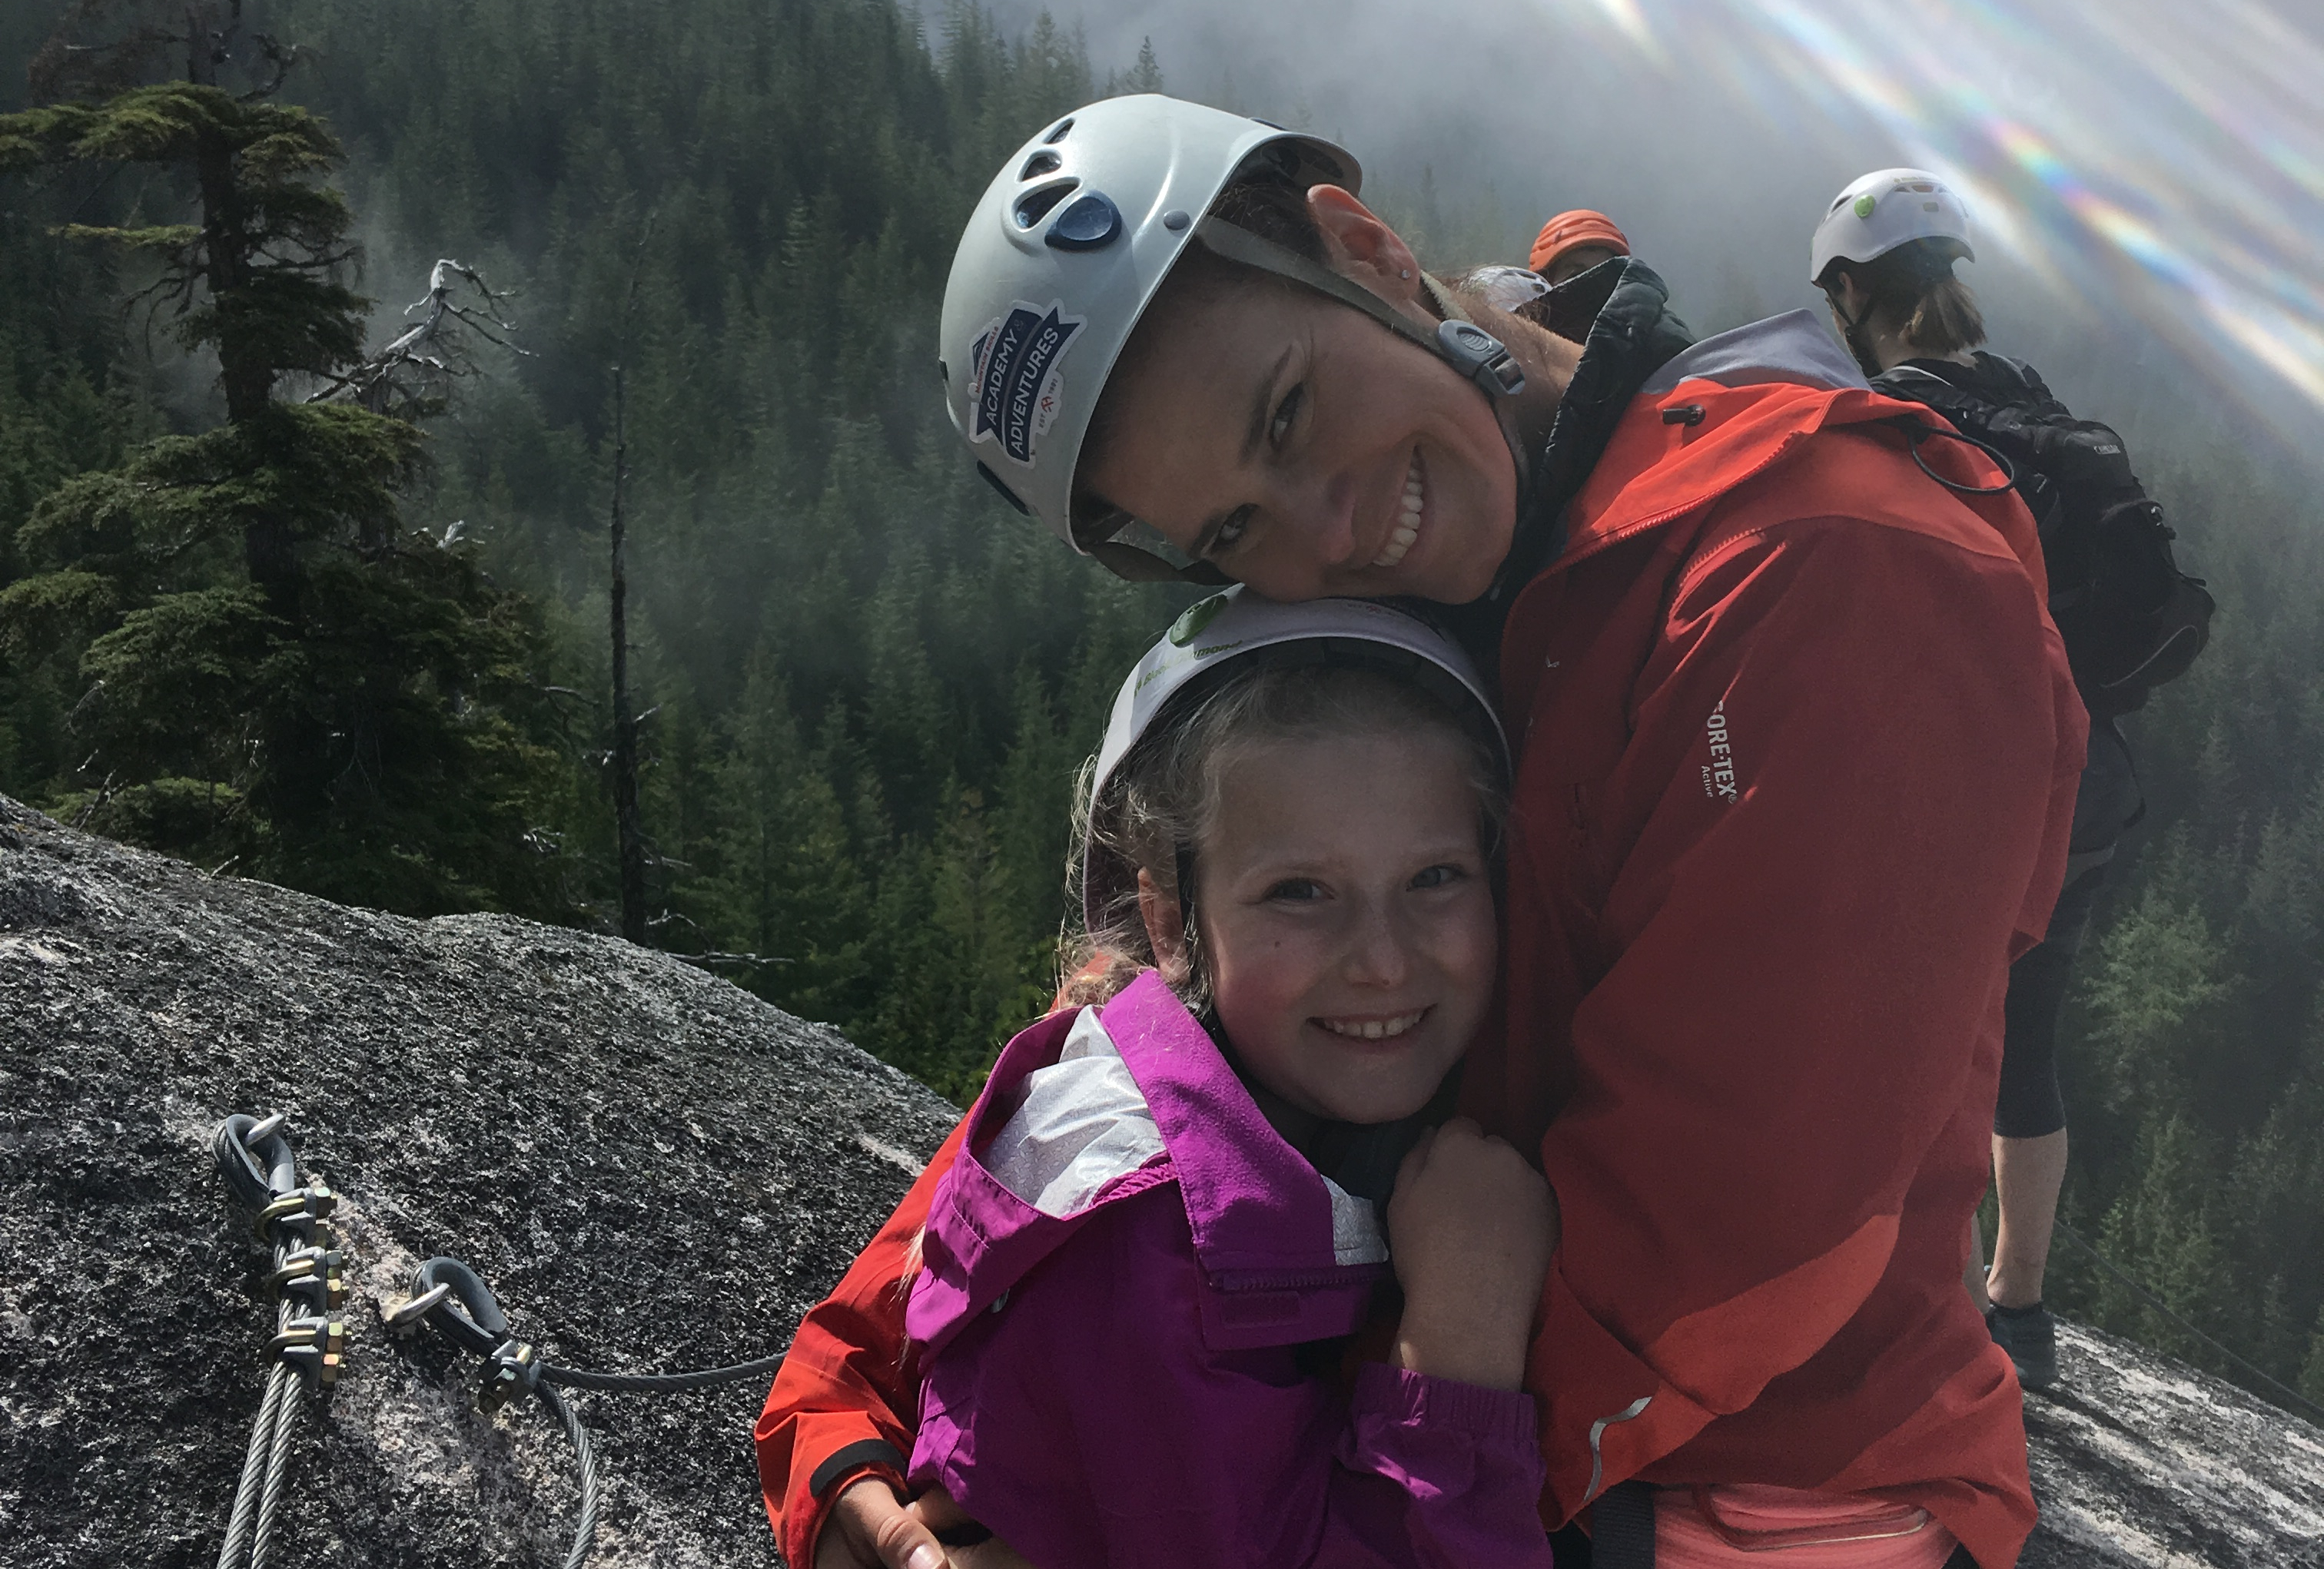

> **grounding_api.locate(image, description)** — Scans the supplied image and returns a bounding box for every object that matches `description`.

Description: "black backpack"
[1873,356,2213,715]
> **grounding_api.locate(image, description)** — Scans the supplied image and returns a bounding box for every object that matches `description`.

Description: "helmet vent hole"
[1020,149,1063,180]
[1014,179,1078,229]
[1043,117,1074,144]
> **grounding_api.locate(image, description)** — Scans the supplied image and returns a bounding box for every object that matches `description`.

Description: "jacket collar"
[1638,309,1868,398]
[908,972,1386,1358]
[1101,972,1363,1275]
[1443,257,1696,665]
[1553,309,2030,569]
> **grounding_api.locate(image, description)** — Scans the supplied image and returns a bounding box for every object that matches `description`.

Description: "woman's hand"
[1386,1117,1559,1391]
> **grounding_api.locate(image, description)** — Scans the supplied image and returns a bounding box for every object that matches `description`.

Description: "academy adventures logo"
[969,300,1085,466]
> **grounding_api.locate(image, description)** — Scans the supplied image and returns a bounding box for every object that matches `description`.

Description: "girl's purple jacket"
[905,970,1558,1568]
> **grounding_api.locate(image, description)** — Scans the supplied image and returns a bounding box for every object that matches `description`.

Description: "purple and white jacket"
[905,970,1558,1568]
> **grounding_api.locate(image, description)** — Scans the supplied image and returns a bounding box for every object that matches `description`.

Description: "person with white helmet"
[1813,168,2209,1396]
[1808,168,1984,381]
[764,99,2088,1569]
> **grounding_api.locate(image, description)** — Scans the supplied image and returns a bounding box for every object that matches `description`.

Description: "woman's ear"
[1306,184,1426,308]
[1825,269,1869,323]
[1137,867,1193,987]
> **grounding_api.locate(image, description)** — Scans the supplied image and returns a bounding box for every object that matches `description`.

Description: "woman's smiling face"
[1187,726,1498,1125]
[1080,193,1525,606]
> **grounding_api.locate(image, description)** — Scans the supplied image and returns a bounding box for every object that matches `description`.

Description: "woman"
[1811,168,2190,1395]
[761,97,2086,1569]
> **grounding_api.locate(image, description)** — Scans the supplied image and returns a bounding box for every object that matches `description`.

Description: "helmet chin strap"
[1826,283,1888,380]
[1194,217,1533,489]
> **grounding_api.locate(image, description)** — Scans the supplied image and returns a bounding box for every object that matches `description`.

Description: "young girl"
[901,589,1558,1568]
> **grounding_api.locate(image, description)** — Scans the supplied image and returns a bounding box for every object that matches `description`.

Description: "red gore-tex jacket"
[756,312,2085,1569]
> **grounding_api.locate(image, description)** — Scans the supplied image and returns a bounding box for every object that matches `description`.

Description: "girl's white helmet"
[1081,588,1507,929]
[1809,168,1975,285]
[941,96,1359,552]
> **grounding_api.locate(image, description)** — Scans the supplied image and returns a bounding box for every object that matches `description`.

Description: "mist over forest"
[2,0,2321,1427]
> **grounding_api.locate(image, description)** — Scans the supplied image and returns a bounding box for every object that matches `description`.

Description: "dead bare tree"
[608,362,647,944]
[608,209,658,946]
[306,258,524,420]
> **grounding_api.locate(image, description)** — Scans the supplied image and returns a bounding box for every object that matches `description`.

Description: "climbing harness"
[211,1114,348,1569]
[211,1110,793,1569]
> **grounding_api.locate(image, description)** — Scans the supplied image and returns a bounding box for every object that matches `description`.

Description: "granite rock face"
[2021,1322,2324,1567]
[0,796,951,1567]
[2,795,2321,1567]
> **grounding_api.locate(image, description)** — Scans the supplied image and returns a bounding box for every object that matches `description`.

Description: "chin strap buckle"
[1436,319,1526,398]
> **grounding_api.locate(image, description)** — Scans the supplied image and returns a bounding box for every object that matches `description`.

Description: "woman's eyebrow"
[1190,345,1296,559]
[1242,344,1295,463]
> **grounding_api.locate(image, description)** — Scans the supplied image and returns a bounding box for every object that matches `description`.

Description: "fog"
[995,0,2324,469]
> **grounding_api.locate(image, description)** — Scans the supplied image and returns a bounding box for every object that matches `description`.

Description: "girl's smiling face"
[1160,725,1498,1125]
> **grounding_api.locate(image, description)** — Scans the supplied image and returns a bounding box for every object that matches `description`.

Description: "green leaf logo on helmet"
[1811,167,1976,285]
[1168,593,1231,647]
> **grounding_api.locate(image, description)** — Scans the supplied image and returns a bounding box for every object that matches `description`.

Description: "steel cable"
[211,1115,345,1569]
[248,1388,305,1569]
[537,1384,602,1569]
[540,1354,789,1394]
[216,1362,294,1569]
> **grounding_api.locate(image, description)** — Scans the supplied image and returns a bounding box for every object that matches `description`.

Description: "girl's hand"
[1386,1118,1559,1391]
[817,1482,1034,1569]
[816,1480,950,1569]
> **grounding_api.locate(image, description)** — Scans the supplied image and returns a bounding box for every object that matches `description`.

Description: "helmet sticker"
[969,300,1086,466]
[1167,593,1230,646]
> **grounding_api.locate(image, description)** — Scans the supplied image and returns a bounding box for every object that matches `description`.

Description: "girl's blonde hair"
[1057,656,1506,1013]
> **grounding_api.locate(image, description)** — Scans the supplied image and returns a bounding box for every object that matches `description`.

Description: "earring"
[1400,268,1411,279]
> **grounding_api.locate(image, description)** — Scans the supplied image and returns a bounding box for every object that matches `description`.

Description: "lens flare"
[1559,0,2324,439]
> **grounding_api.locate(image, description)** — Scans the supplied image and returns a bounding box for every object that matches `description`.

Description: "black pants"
[1994,716,2141,1139]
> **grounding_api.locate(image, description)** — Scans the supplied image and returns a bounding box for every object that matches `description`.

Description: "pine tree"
[0,47,565,913]
[1116,37,1164,95]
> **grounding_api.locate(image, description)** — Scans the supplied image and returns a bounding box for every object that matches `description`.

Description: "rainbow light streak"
[1559,0,2324,443]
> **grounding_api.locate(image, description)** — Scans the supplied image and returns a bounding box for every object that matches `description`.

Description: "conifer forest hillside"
[3,0,2322,1422]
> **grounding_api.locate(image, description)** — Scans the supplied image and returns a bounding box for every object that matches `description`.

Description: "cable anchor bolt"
[271,1313,348,1392]
[266,1246,349,1312]
[382,1281,453,1336]
[479,1338,542,1413]
[254,1183,338,1245]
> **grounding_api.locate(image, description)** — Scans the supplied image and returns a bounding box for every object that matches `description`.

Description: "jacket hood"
[906,971,1388,1361]
[1562,310,2032,573]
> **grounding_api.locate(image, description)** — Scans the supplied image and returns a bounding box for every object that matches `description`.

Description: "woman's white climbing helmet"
[1080,587,1507,929]
[941,96,1359,551]
[941,95,1529,573]
[1809,167,1975,285]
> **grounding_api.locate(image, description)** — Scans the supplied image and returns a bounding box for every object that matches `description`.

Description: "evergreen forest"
[3,0,2321,1423]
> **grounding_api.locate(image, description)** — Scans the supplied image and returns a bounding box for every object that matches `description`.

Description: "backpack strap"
[1870,363,1990,421]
